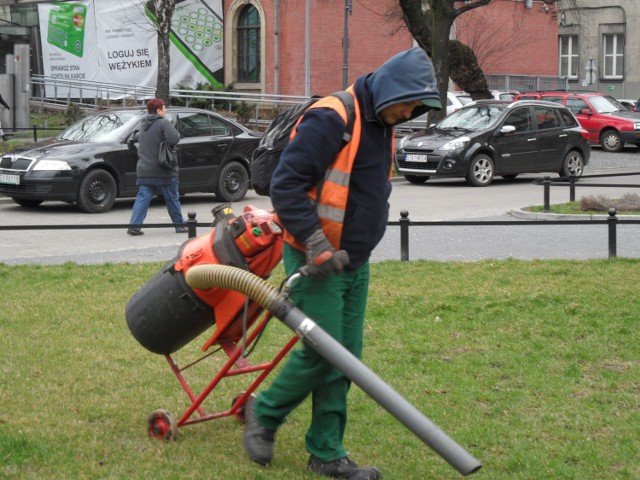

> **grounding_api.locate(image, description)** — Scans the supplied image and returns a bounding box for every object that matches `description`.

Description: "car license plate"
[0,173,20,185]
[406,154,428,163]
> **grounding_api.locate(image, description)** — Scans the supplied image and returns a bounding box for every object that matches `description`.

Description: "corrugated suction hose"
[185,264,282,311]
[184,263,482,476]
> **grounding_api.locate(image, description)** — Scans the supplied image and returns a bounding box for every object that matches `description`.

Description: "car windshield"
[457,95,473,106]
[589,95,627,113]
[436,104,507,131]
[59,111,142,142]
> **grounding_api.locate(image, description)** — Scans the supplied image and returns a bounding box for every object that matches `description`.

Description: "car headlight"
[32,160,72,171]
[634,122,640,130]
[440,136,470,151]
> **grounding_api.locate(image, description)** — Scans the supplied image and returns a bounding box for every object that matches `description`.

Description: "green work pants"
[254,244,370,462]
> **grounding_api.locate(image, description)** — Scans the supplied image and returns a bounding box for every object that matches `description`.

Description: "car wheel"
[12,198,44,208]
[216,161,249,202]
[600,130,623,153]
[404,175,429,184]
[77,169,117,213]
[559,150,584,178]
[466,154,494,187]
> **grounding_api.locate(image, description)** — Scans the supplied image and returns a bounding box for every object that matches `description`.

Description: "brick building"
[2,1,637,99]
[222,0,414,97]
[454,0,559,76]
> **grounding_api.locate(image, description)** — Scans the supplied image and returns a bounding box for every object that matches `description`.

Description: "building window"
[558,35,579,79]
[603,33,623,79]
[237,5,260,83]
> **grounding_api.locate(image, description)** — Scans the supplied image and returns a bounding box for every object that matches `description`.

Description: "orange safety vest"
[280,86,362,251]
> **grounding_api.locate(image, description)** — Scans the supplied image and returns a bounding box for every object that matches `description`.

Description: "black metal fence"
[3,125,67,143]
[535,172,640,211]
[391,208,638,261]
[0,208,637,262]
[1,173,639,263]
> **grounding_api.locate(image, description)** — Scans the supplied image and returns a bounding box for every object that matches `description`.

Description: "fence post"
[569,174,576,202]
[32,126,38,142]
[187,211,197,238]
[399,210,410,261]
[607,208,617,259]
[543,176,551,212]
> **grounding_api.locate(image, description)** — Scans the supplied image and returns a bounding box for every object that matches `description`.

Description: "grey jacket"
[136,114,181,177]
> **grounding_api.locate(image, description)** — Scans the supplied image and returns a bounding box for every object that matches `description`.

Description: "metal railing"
[2,125,67,142]
[0,209,636,261]
[30,75,310,122]
[391,209,633,261]
[534,172,640,212]
[485,74,569,93]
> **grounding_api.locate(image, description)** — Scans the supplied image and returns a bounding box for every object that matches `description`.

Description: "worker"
[243,47,442,479]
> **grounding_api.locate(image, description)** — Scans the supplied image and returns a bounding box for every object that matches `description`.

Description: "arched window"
[237,5,260,83]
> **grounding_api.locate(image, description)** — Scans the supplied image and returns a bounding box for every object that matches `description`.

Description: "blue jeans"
[129,177,184,231]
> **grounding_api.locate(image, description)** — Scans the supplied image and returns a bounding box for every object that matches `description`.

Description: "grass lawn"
[0,259,638,479]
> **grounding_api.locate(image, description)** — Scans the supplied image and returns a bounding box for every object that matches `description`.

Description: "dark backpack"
[250,91,356,196]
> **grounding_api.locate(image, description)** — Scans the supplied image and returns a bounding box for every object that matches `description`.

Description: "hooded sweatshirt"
[136,113,181,179]
[270,47,440,268]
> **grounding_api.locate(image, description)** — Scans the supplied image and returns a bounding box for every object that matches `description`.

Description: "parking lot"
[1,146,639,264]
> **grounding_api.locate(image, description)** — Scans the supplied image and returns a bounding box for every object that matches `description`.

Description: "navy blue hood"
[365,47,441,125]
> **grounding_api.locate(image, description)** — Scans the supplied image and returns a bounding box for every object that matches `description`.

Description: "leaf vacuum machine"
[125,204,295,440]
[125,205,482,476]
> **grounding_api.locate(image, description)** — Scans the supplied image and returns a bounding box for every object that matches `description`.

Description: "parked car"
[617,99,637,110]
[396,91,473,133]
[395,100,590,187]
[0,107,262,213]
[513,91,640,152]
[490,90,520,101]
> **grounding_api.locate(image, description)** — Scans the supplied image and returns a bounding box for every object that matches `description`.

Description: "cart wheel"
[147,409,179,441]
[232,393,249,424]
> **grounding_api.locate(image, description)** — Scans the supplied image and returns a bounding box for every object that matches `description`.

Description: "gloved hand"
[302,229,349,278]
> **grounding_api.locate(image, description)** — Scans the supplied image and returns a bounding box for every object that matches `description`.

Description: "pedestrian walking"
[127,98,186,236]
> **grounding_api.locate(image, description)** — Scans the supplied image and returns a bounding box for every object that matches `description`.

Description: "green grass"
[526,200,640,216]
[0,259,639,479]
[524,192,640,216]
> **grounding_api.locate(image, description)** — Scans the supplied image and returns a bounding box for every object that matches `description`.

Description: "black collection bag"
[159,134,178,170]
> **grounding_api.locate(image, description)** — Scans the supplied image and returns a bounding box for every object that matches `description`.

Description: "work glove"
[302,229,349,278]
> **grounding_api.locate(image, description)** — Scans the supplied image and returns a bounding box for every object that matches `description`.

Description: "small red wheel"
[147,409,179,441]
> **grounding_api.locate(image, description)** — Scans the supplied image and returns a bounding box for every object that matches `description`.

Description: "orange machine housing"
[125,205,283,355]
[173,205,283,350]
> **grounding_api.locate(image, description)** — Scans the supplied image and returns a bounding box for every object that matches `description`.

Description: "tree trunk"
[399,0,495,121]
[152,0,176,102]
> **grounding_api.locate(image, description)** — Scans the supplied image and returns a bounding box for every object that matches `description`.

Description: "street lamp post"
[342,0,352,90]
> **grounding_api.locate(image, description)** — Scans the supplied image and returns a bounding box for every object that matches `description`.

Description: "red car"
[513,91,640,152]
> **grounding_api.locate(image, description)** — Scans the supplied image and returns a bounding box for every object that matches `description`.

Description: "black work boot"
[307,455,382,479]
[242,396,275,465]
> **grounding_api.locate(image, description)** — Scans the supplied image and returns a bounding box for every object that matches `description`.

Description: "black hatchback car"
[0,107,262,212]
[395,100,590,186]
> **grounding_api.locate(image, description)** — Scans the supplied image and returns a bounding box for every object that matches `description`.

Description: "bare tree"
[398,0,564,121]
[455,7,529,73]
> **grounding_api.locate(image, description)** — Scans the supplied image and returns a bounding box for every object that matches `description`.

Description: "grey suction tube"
[185,264,482,476]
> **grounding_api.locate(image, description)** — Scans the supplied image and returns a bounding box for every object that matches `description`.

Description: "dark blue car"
[395,100,590,187]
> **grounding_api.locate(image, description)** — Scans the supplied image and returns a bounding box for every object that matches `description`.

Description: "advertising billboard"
[38,0,224,99]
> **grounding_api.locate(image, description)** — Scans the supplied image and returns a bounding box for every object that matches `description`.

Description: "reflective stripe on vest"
[282,86,362,251]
